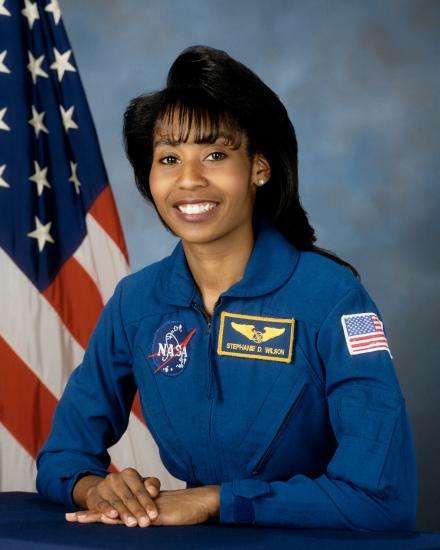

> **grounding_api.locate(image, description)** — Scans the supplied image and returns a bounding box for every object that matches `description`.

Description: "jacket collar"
[157,219,300,306]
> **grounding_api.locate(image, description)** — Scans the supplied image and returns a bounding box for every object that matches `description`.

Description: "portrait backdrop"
[60,0,440,531]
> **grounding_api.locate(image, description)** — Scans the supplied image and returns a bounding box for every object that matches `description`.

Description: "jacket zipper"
[252,384,307,475]
[192,301,211,332]
[191,300,220,482]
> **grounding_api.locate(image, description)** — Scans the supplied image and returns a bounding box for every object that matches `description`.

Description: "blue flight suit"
[36,220,417,531]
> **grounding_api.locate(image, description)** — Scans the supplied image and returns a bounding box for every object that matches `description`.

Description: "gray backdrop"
[61,0,440,531]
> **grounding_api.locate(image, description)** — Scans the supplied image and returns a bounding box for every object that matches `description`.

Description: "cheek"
[149,171,166,208]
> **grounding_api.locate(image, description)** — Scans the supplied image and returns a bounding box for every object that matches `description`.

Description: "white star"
[60,105,78,131]
[27,217,55,252]
[50,48,76,81]
[29,105,49,136]
[29,161,51,196]
[0,107,10,131]
[0,50,10,74]
[21,0,39,29]
[45,0,61,24]
[0,0,11,16]
[0,164,9,188]
[68,161,81,194]
[27,51,48,84]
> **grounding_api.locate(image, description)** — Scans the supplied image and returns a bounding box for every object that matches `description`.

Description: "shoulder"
[112,256,171,323]
[271,248,368,327]
[296,250,361,295]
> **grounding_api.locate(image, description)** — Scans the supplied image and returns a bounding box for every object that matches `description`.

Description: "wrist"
[204,485,220,517]
[72,474,105,508]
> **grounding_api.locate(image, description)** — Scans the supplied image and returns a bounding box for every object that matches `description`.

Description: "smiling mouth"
[176,202,218,214]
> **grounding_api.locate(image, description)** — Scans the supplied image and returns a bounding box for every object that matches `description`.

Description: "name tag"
[217,312,295,363]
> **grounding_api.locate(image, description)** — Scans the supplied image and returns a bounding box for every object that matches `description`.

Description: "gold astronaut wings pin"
[217,312,295,363]
[231,322,286,344]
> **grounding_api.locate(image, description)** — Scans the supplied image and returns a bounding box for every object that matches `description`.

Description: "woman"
[36,45,417,531]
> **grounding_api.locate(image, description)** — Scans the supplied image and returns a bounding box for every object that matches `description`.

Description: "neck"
[183,223,254,316]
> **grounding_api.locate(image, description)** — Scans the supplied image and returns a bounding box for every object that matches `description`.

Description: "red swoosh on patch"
[149,327,197,374]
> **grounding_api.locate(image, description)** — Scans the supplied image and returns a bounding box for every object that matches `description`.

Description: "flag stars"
[0,107,10,131]
[0,50,10,74]
[69,162,81,194]
[0,0,11,16]
[0,164,9,188]
[29,105,49,136]
[50,48,76,81]
[27,51,48,84]
[45,0,61,25]
[29,161,51,195]
[60,105,78,131]
[27,217,55,252]
[21,0,40,29]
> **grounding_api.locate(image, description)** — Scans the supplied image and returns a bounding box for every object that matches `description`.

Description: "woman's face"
[149,114,262,247]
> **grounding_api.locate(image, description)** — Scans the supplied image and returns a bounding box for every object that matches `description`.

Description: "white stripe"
[108,413,185,491]
[0,247,84,397]
[73,213,130,305]
[0,423,36,491]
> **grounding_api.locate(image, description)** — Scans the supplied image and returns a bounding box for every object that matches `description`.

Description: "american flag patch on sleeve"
[341,313,392,357]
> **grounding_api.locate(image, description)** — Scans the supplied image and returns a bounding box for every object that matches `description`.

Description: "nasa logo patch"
[148,321,197,376]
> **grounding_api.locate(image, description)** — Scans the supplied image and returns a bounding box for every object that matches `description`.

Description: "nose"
[177,158,208,190]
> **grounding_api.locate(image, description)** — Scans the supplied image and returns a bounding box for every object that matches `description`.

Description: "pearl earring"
[256,179,265,187]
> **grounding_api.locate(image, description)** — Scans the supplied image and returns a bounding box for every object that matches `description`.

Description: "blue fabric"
[3,492,438,550]
[36,222,418,531]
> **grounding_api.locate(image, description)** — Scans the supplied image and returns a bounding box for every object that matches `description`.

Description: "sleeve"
[219,286,418,531]
[36,280,137,508]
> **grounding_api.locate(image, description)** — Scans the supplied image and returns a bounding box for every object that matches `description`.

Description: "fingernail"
[65,513,75,519]
[126,516,137,526]
[139,515,149,527]
[148,508,158,519]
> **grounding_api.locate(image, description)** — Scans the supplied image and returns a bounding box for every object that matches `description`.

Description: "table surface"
[2,492,440,550]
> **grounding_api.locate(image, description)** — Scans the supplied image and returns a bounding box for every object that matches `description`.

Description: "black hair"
[123,45,360,278]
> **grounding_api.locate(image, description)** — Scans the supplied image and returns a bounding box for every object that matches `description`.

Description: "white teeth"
[177,202,217,214]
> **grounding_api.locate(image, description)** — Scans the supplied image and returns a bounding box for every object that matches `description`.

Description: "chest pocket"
[245,376,307,476]
[236,346,332,480]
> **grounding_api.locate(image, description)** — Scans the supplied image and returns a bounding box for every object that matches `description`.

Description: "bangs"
[154,89,244,149]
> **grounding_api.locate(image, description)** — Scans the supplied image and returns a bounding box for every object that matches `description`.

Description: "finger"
[65,510,101,522]
[100,514,124,525]
[87,496,119,520]
[143,476,161,498]
[76,511,103,524]
[120,471,159,523]
[103,473,149,527]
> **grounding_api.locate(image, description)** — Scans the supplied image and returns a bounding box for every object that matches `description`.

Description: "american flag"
[0,0,182,492]
[341,312,392,356]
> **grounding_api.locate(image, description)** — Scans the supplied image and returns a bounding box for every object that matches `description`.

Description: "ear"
[250,153,271,187]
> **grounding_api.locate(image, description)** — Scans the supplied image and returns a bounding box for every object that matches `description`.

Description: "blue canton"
[345,314,376,336]
[0,0,108,291]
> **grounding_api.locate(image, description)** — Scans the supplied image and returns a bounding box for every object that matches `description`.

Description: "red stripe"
[352,338,388,349]
[350,332,385,342]
[0,336,57,458]
[43,257,104,349]
[89,186,129,262]
[132,391,143,421]
[353,344,390,352]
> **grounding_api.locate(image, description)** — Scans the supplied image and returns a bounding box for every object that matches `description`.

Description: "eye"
[159,155,179,165]
[206,151,226,161]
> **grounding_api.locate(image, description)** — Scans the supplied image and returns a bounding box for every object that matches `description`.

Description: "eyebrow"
[153,131,236,148]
